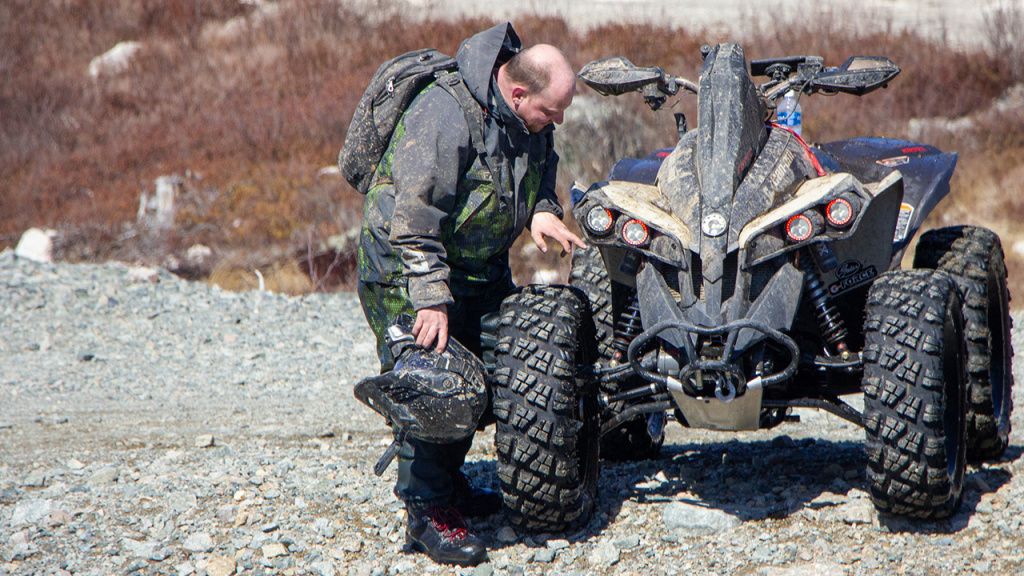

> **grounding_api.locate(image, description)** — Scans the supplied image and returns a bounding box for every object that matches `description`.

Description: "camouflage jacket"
[357,22,564,310]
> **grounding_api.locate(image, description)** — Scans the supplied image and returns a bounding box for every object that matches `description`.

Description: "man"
[356,22,584,566]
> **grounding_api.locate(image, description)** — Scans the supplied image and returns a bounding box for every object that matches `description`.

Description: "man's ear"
[510,85,528,105]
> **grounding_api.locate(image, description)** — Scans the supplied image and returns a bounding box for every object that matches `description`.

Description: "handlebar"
[579,48,900,110]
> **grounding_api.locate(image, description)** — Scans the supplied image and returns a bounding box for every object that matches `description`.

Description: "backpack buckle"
[439,70,462,86]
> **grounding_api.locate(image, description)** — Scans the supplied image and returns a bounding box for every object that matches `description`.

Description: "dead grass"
[1,1,1021,298]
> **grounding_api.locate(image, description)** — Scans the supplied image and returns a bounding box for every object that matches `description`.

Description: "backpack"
[338,48,500,195]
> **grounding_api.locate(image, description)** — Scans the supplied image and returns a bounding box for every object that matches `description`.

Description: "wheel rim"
[942,296,967,482]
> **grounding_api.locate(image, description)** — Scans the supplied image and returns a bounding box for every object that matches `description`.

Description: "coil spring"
[801,257,849,352]
[611,295,643,357]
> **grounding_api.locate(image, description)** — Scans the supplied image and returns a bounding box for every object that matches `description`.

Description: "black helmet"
[355,315,488,473]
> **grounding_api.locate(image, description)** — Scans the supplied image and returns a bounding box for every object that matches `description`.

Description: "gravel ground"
[2,249,1023,576]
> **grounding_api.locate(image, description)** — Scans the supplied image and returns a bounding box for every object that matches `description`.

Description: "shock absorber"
[611,294,643,361]
[800,255,849,354]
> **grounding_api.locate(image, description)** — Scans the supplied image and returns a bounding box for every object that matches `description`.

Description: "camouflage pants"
[357,282,417,373]
[357,279,513,506]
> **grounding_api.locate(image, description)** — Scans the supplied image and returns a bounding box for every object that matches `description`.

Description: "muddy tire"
[914,226,1014,462]
[570,247,665,461]
[862,270,968,519]
[492,285,600,532]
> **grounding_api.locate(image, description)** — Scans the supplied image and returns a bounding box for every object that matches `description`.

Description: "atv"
[490,43,1013,532]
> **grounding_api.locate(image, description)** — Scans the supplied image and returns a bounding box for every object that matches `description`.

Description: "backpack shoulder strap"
[435,70,506,197]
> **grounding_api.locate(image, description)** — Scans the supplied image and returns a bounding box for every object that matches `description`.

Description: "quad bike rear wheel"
[492,285,600,532]
[570,247,665,461]
[862,270,968,519]
[914,226,1014,462]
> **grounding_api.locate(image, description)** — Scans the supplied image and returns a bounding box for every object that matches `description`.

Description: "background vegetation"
[3,0,1022,297]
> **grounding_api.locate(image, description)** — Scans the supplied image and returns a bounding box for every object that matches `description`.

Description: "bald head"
[498,44,576,132]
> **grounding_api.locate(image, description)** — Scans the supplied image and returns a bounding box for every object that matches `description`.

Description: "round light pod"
[585,206,614,235]
[825,195,860,228]
[784,210,823,242]
[621,218,650,247]
[701,212,727,237]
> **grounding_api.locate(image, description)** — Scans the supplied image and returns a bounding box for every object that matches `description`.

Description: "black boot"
[405,505,487,566]
[451,472,502,518]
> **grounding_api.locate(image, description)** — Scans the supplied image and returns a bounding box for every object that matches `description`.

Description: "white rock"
[9,499,54,527]
[206,555,236,576]
[88,41,142,78]
[837,498,876,525]
[262,542,288,558]
[194,434,215,448]
[186,244,213,265]
[588,541,620,566]
[309,561,336,576]
[546,539,570,550]
[87,466,119,485]
[123,538,158,558]
[14,228,57,263]
[183,532,214,553]
[128,266,160,283]
[662,501,742,534]
[773,562,847,575]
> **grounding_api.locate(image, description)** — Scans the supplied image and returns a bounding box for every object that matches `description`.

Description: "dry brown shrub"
[1,2,1020,298]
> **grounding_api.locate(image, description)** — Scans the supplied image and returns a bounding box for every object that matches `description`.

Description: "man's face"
[517,80,575,133]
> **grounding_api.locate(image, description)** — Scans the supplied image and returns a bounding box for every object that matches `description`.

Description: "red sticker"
[901,146,927,154]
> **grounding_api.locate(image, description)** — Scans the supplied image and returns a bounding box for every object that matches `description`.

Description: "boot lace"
[426,505,469,543]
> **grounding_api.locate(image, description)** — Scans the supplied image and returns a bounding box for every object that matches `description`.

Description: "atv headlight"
[784,210,823,242]
[825,194,860,228]
[585,205,614,236]
[621,218,651,247]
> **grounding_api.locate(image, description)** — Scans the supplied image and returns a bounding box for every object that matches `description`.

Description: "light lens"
[785,213,815,242]
[622,219,650,246]
[826,197,855,227]
[585,206,614,235]
[701,212,727,237]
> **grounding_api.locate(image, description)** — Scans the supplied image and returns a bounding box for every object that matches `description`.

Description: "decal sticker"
[893,202,915,242]
[901,145,927,154]
[876,155,910,167]
[837,259,864,279]
[769,149,795,191]
[829,265,878,295]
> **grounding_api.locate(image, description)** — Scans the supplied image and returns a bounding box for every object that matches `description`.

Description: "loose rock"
[662,501,742,534]
[206,555,236,576]
[182,532,214,553]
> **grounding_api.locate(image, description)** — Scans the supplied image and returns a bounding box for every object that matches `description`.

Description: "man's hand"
[529,211,587,255]
[413,304,448,353]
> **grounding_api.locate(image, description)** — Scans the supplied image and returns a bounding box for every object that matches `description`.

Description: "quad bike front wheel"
[862,269,968,519]
[914,226,1014,462]
[570,247,666,461]
[492,285,600,532]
